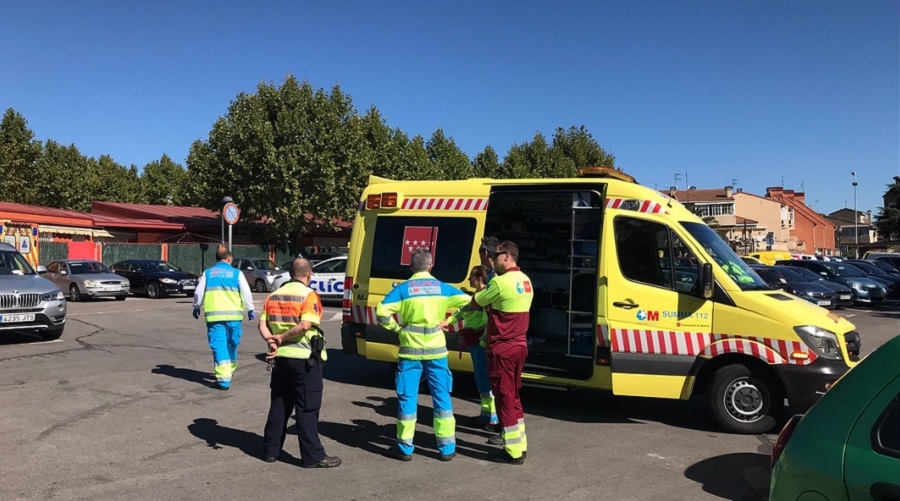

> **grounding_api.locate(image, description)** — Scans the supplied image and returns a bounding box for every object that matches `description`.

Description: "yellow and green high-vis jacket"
[376,271,470,360]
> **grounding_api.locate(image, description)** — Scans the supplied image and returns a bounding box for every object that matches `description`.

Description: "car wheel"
[115,295,127,301]
[69,284,81,302]
[147,282,162,299]
[255,279,267,293]
[706,364,780,434]
[40,326,64,341]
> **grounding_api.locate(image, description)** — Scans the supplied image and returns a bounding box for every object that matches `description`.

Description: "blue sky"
[1,1,897,215]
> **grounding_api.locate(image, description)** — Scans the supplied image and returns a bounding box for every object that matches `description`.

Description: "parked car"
[775,260,887,304]
[740,255,763,265]
[232,258,288,292]
[309,256,347,298]
[781,265,854,308]
[844,259,900,297]
[867,259,900,277]
[0,242,66,341]
[770,334,900,499]
[307,252,342,264]
[871,255,900,270]
[41,260,130,301]
[751,265,836,308]
[110,259,198,298]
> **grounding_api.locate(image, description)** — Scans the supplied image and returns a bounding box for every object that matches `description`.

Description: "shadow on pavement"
[684,452,771,501]
[188,418,268,462]
[321,349,394,390]
[152,364,218,389]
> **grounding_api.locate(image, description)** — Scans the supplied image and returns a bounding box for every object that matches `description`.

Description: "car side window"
[232,259,242,270]
[334,260,347,273]
[47,262,59,273]
[874,395,900,459]
[614,217,669,289]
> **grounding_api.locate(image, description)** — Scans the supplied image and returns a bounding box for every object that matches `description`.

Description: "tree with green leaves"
[185,75,370,246]
[141,154,187,205]
[86,155,145,205]
[29,140,93,211]
[874,177,900,241]
[426,129,471,180]
[472,145,501,178]
[0,108,42,203]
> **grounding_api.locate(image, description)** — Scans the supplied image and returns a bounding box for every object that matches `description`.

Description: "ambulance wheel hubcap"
[725,380,764,421]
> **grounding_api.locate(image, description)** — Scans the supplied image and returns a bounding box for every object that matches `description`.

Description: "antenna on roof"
[685,172,689,189]
[800,180,805,192]
[731,178,739,188]
[674,173,682,190]
[781,176,785,187]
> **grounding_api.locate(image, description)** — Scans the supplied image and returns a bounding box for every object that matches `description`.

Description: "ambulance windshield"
[680,222,769,291]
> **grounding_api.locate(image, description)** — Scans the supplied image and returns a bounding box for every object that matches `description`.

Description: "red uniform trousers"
[488,343,527,457]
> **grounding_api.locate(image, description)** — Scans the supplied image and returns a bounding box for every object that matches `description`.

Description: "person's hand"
[192,308,200,320]
[265,340,278,361]
[439,320,450,332]
[248,310,256,321]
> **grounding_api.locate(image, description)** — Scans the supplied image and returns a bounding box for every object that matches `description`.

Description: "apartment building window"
[694,203,734,217]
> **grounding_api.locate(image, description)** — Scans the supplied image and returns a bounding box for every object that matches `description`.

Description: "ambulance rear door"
[602,208,713,400]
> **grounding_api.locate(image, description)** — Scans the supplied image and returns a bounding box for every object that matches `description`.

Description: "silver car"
[0,242,67,341]
[42,260,130,301]
[233,258,288,292]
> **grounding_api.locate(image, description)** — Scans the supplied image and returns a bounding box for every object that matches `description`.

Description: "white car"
[309,256,347,298]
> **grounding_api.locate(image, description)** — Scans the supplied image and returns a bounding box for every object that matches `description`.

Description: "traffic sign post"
[222,202,240,252]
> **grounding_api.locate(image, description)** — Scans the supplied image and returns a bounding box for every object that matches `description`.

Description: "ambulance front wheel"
[706,364,781,434]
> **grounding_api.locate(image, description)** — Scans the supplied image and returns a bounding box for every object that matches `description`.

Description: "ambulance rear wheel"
[706,364,780,434]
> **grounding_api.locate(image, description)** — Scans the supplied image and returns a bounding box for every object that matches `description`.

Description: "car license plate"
[1,314,35,323]
[183,285,195,290]
[817,300,831,306]
[840,294,851,300]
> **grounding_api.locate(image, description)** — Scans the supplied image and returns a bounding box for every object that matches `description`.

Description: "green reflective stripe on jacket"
[376,271,470,360]
[474,269,533,313]
[203,263,244,322]
[204,308,243,321]
[206,285,239,292]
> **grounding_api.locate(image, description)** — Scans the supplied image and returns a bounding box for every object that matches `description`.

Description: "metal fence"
[101,243,163,266]
[39,242,68,264]
[167,243,219,276]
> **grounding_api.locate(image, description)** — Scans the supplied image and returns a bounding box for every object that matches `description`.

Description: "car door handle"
[613,300,639,309]
[871,482,900,500]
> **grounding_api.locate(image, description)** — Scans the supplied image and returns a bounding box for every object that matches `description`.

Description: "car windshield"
[754,269,784,287]
[69,261,109,274]
[786,266,823,282]
[681,222,769,291]
[142,261,180,272]
[776,267,805,282]
[850,262,882,275]
[871,260,899,274]
[827,263,865,278]
[0,251,35,276]
[253,260,279,270]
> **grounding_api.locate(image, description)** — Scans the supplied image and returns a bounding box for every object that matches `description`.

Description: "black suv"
[110,259,199,298]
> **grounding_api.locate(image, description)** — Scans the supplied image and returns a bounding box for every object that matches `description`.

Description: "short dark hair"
[496,241,519,261]
[215,246,232,261]
[411,248,433,272]
[480,236,499,255]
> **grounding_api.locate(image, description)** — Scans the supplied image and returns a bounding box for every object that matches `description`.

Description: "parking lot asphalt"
[0,295,897,501]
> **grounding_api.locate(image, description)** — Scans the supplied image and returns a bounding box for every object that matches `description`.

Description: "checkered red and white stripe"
[606,328,815,365]
[349,305,464,332]
[400,198,488,211]
[605,198,668,215]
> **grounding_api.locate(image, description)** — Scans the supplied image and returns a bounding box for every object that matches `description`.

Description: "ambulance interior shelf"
[484,189,601,379]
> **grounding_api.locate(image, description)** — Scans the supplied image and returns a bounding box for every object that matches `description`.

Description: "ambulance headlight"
[794,326,842,360]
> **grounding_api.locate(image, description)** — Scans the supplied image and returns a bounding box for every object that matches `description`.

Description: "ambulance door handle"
[613,300,639,310]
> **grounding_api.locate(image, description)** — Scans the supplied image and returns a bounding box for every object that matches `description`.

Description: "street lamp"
[221,196,233,244]
[851,172,858,258]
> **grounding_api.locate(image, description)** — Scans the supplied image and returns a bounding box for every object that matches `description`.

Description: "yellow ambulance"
[340,167,859,433]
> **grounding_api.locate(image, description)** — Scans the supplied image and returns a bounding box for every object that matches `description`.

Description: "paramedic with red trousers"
[472,241,533,464]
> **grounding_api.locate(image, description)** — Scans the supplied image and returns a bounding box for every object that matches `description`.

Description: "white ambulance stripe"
[663,331,674,354]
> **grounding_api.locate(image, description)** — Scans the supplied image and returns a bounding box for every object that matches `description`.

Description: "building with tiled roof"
[766,187,837,257]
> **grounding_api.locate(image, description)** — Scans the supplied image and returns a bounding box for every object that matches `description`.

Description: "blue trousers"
[395,357,455,456]
[207,321,242,388]
[470,343,498,423]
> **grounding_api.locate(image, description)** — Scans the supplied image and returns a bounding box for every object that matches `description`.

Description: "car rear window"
[370,216,477,283]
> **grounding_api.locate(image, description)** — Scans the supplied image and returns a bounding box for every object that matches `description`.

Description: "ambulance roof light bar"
[578,166,637,184]
[366,192,400,210]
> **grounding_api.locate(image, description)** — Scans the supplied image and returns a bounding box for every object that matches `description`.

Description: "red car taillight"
[342,276,353,323]
[771,414,802,468]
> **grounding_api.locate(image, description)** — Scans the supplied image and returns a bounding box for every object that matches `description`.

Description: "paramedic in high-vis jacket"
[192,246,255,390]
[376,248,470,462]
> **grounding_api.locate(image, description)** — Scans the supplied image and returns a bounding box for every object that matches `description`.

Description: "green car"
[770,335,900,500]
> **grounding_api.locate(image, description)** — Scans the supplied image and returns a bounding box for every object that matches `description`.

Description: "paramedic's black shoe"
[388,445,412,462]
[439,451,456,462]
[493,450,525,465]
[263,455,278,463]
[469,415,500,431]
[487,434,503,446]
[303,455,342,468]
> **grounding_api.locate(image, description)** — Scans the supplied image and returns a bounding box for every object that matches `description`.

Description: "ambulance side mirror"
[700,263,714,299]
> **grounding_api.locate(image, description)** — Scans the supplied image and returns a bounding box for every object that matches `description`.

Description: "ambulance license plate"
[1,314,34,323]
